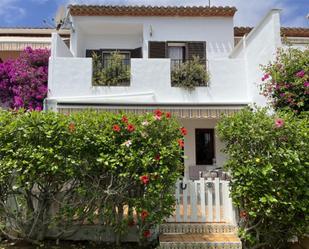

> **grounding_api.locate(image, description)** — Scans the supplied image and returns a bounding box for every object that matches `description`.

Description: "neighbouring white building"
[46,5,309,180]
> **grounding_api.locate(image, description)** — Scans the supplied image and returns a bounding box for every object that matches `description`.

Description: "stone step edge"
[159,223,238,234]
[158,242,242,249]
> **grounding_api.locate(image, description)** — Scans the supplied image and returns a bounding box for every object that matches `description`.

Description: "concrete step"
[159,233,242,249]
[159,223,238,234]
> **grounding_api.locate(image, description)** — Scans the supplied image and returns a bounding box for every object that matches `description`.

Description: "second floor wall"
[70,15,235,60]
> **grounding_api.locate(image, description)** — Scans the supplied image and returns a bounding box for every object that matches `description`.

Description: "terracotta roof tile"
[234,26,309,38]
[69,5,237,17]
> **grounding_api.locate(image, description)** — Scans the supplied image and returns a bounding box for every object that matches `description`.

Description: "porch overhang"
[53,102,248,119]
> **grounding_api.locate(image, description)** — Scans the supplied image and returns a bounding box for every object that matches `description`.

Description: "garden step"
[159,223,238,234]
[159,233,242,249]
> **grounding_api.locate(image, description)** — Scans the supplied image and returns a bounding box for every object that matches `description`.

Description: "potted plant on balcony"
[171,56,210,90]
[92,51,130,86]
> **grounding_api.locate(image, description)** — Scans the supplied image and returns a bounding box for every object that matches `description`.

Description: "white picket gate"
[167,177,237,224]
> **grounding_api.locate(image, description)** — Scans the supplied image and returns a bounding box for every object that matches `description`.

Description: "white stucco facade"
[47,8,287,178]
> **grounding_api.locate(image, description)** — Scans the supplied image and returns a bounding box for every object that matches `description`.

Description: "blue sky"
[0,0,308,28]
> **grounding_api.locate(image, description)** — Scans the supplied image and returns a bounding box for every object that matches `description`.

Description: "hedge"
[0,109,184,245]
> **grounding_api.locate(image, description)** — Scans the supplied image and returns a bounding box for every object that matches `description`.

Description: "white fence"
[167,177,237,224]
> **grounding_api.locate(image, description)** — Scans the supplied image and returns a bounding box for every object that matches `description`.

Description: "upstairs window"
[167,43,186,68]
[195,129,215,165]
[102,51,130,68]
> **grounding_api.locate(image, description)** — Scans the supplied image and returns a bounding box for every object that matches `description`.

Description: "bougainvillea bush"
[217,108,309,249]
[0,47,50,111]
[260,47,309,114]
[0,109,184,245]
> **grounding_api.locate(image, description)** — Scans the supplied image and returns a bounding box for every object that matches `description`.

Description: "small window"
[195,129,215,165]
[102,51,130,67]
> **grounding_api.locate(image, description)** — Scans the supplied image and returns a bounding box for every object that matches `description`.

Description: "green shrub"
[217,107,309,249]
[260,47,309,114]
[92,51,130,86]
[0,109,184,245]
[171,56,210,90]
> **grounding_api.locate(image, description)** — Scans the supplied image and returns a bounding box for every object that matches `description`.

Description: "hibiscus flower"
[180,127,188,136]
[113,124,121,132]
[274,118,284,128]
[127,124,135,132]
[140,175,149,185]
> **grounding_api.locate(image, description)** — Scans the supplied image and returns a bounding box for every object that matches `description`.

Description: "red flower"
[140,175,149,185]
[122,115,128,123]
[154,109,162,117]
[143,230,151,238]
[180,127,188,136]
[166,112,171,118]
[127,124,135,132]
[69,122,75,133]
[155,154,161,161]
[178,139,184,148]
[113,124,121,132]
[141,210,149,220]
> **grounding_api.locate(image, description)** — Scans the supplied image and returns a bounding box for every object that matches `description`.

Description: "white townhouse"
[46,5,309,247]
[47,5,309,180]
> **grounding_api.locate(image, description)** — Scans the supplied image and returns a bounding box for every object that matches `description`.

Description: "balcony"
[48,33,249,105]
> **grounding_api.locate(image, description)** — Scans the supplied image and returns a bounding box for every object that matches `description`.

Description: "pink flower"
[296,70,305,78]
[304,82,309,88]
[274,118,284,128]
[262,74,270,81]
[280,93,285,98]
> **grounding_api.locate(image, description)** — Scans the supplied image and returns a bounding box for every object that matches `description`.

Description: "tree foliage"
[0,110,184,245]
[0,47,49,111]
[217,107,309,249]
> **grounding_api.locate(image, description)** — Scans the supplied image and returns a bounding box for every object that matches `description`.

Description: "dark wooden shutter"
[86,49,101,58]
[131,47,142,58]
[148,41,166,58]
[187,42,206,60]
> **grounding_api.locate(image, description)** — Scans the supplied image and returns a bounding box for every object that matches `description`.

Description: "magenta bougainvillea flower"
[0,47,50,110]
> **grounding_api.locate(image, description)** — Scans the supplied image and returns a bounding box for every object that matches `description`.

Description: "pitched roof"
[69,5,237,17]
[234,26,309,38]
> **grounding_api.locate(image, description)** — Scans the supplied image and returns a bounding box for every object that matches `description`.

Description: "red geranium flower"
[155,154,161,161]
[178,139,184,148]
[113,124,121,132]
[141,210,149,220]
[143,230,151,238]
[166,112,171,118]
[127,124,135,132]
[69,122,75,133]
[122,115,128,123]
[140,175,149,185]
[180,127,188,136]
